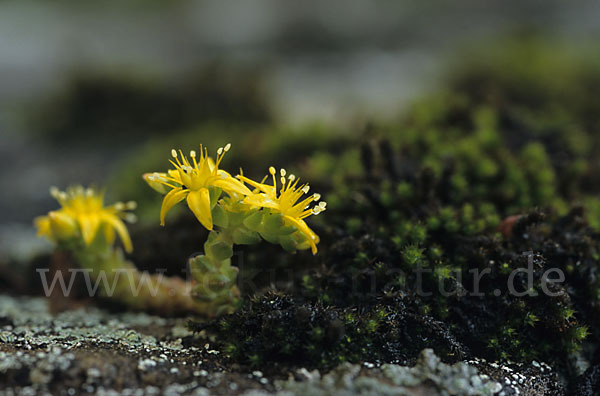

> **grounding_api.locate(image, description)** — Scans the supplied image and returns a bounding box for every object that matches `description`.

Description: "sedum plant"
[34,143,325,317]
[35,186,210,315]
[144,144,326,315]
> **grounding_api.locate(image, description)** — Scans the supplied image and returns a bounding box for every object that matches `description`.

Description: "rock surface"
[0,294,563,395]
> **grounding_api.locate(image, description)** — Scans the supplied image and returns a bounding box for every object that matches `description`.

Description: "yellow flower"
[145,144,252,230]
[237,167,326,254]
[35,186,136,253]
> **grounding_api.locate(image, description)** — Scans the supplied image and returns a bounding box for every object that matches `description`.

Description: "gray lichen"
[261,349,502,396]
[0,294,561,395]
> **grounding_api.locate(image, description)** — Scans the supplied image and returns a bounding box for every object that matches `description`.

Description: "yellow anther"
[50,186,60,198]
[124,213,137,223]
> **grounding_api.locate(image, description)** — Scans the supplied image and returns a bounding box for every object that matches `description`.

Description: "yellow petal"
[217,169,231,178]
[243,193,279,210]
[103,214,133,253]
[237,175,275,196]
[207,156,216,172]
[103,222,116,245]
[186,188,213,230]
[143,173,170,194]
[78,213,101,246]
[49,211,78,239]
[284,216,319,254]
[160,188,188,226]
[213,176,252,196]
[168,169,182,183]
[34,216,51,238]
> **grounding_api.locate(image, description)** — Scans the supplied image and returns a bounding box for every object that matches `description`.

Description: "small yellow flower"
[237,167,326,254]
[145,144,251,230]
[35,186,136,252]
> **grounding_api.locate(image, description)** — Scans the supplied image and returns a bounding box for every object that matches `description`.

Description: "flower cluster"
[145,144,326,254]
[34,186,215,316]
[35,186,136,253]
[33,143,326,316]
[237,166,324,254]
[144,144,251,230]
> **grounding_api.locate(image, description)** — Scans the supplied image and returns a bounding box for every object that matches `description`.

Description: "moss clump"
[191,290,466,370]
[177,39,600,386]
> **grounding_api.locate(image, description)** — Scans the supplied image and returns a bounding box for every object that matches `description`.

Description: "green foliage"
[193,291,464,370]
[181,39,600,380]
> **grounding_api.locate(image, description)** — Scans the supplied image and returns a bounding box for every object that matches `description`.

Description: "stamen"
[302,185,310,194]
[217,147,223,155]
[190,150,199,168]
[114,202,125,211]
[280,168,286,177]
[179,150,189,167]
[313,193,321,201]
[150,172,168,183]
[171,149,177,158]
[50,186,60,198]
[319,201,327,209]
[288,174,295,182]
[269,166,278,189]
[148,174,177,189]
[126,201,137,210]
[124,213,137,223]
[224,143,231,152]
[280,177,286,185]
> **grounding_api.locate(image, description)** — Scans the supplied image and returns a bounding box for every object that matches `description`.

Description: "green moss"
[194,291,465,370]
[402,245,425,268]
[177,39,600,384]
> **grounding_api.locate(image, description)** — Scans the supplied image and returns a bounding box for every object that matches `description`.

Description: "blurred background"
[2,0,600,262]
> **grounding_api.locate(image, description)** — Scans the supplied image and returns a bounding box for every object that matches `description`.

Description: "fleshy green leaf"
[209,187,222,208]
[208,241,234,261]
[263,213,284,233]
[212,205,229,228]
[233,228,261,245]
[279,235,298,252]
[243,211,263,231]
